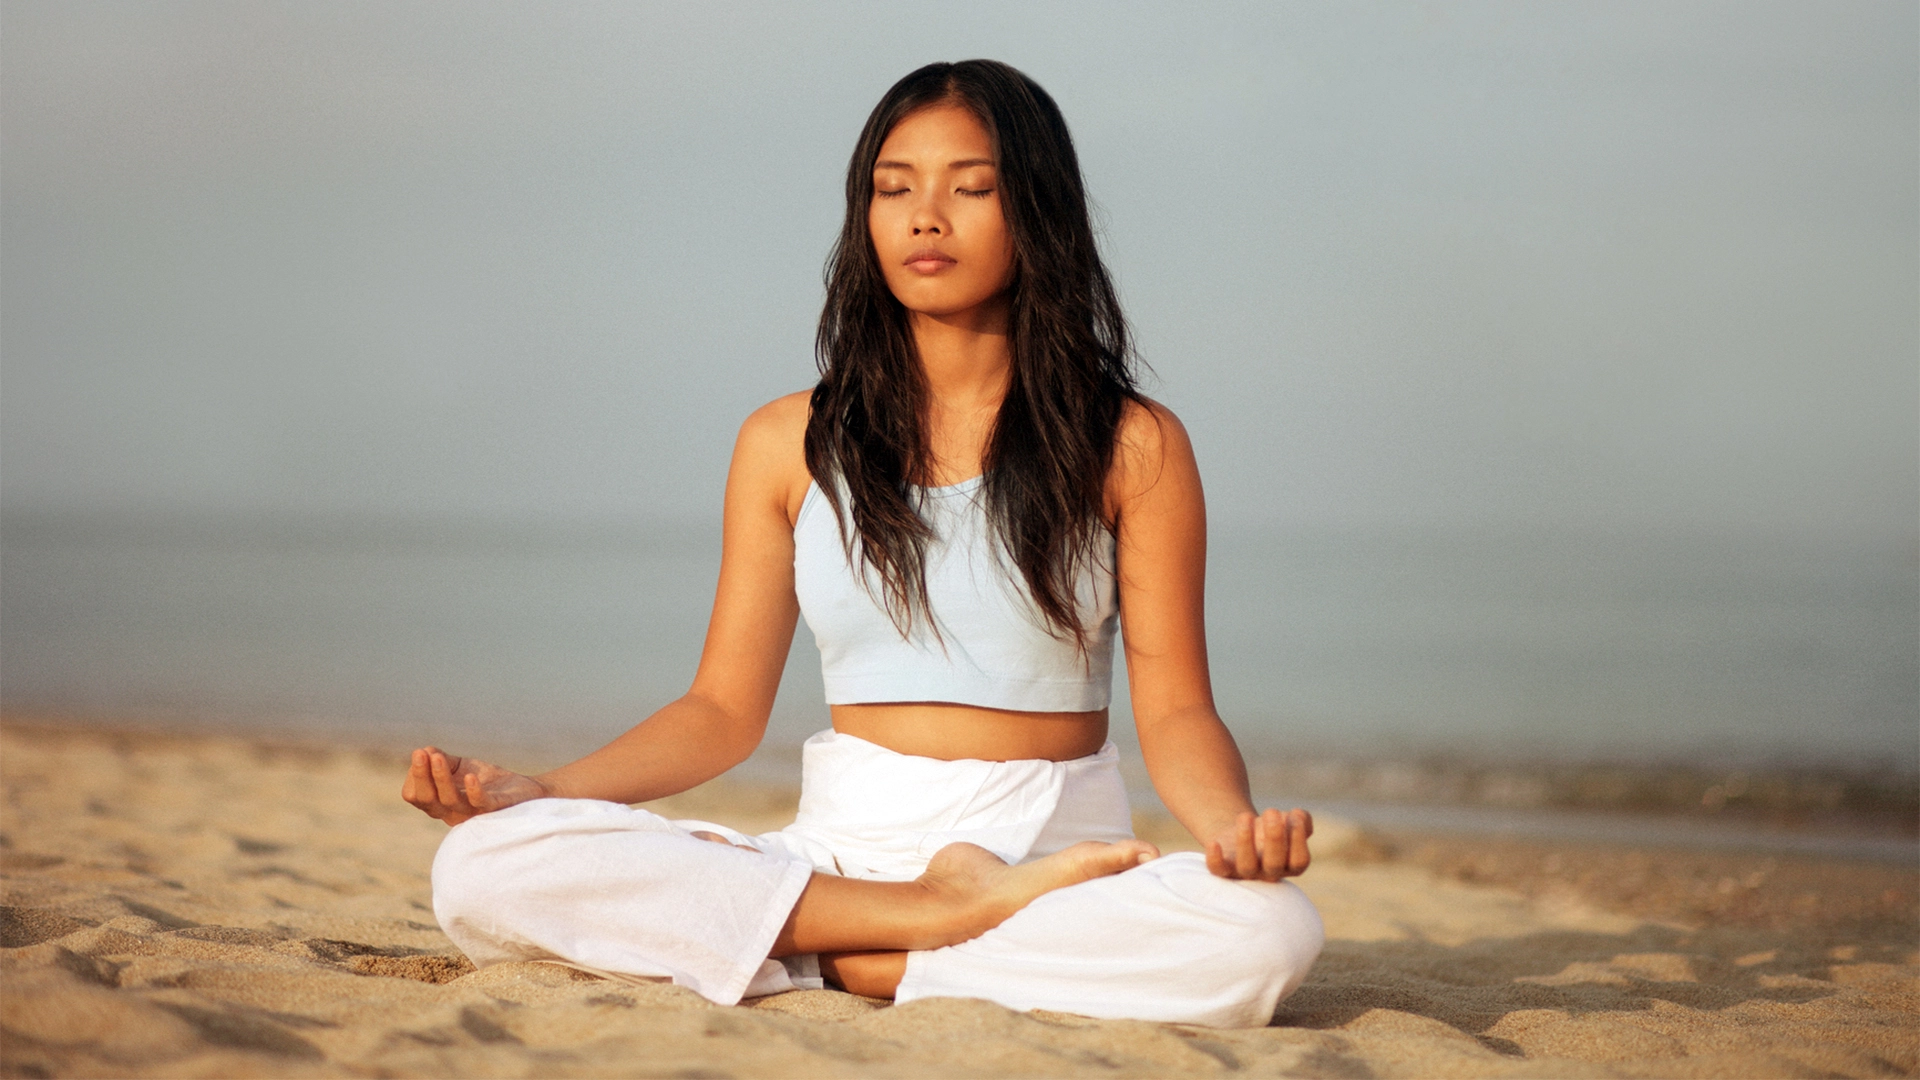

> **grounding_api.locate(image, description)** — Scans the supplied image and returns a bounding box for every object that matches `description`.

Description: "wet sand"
[2,720,1914,1078]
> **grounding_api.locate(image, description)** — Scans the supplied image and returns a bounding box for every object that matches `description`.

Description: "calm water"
[2,512,1914,775]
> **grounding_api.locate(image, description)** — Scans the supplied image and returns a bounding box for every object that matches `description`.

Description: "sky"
[3,1,1916,540]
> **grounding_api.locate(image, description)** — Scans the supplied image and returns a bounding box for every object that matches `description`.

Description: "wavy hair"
[806,59,1141,651]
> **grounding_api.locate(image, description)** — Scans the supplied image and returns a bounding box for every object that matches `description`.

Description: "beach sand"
[1,720,1913,1078]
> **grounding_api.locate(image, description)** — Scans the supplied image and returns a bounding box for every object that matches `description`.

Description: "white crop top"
[792,476,1119,711]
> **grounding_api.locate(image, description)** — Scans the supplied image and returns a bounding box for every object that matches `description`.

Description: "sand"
[1,721,1914,1078]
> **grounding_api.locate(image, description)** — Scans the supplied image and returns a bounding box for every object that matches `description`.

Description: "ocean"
[4,510,1911,780]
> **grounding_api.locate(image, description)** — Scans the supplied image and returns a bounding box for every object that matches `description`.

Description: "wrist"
[1194,806,1256,845]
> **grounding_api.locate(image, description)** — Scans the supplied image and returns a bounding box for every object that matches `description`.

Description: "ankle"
[906,876,975,948]
[912,866,1023,949]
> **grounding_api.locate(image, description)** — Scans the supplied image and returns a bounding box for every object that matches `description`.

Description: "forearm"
[1136,706,1259,844]
[532,691,764,804]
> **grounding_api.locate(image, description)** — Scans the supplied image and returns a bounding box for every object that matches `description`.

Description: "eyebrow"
[873,158,998,171]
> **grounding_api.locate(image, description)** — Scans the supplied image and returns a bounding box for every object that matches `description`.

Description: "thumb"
[463,770,491,809]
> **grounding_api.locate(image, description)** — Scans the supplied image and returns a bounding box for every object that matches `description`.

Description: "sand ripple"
[2,722,1914,1078]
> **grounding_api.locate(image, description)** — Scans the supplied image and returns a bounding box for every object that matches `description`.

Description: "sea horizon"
[4,506,1914,786]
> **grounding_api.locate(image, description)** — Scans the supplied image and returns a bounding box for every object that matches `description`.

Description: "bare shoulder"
[1111,396,1199,506]
[738,390,812,448]
[732,389,814,522]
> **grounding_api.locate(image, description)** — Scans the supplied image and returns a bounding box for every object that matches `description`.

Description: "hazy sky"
[4,1,1915,537]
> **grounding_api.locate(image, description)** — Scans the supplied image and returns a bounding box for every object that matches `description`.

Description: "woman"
[403,59,1323,1028]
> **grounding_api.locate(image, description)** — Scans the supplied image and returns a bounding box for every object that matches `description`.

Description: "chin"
[892,286,1002,319]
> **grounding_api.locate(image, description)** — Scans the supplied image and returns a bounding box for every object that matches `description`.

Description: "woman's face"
[868,103,1015,321]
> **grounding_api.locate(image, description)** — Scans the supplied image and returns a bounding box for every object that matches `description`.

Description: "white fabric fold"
[777,730,1127,879]
[431,728,1323,1023]
[432,798,813,1006]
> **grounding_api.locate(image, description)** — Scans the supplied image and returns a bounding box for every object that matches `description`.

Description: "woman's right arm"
[401,392,814,825]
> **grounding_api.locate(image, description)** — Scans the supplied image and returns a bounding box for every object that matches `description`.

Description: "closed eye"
[957,187,995,199]
[874,187,909,198]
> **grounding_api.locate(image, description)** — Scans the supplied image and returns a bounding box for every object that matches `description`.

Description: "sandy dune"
[2,721,1914,1078]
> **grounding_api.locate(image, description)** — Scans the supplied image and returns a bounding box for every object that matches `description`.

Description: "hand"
[401,746,549,826]
[1204,807,1312,881]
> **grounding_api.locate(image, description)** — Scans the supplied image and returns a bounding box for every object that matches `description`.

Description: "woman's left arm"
[1110,401,1312,882]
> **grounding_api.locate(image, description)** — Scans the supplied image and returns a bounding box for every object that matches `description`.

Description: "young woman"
[402,59,1323,1028]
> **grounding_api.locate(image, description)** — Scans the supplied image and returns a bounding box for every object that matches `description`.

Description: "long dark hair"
[806,59,1141,650]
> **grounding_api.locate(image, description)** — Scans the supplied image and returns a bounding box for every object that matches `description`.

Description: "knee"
[428,800,643,953]
[429,812,532,945]
[1185,872,1322,978]
[1241,879,1325,985]
[1195,875,1325,1024]
[1148,857,1324,1013]
[1154,856,1323,962]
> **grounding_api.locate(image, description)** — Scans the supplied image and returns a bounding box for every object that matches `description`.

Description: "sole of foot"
[921,839,1160,943]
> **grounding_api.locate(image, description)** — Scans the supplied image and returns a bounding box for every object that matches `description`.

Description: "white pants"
[432,731,1324,1028]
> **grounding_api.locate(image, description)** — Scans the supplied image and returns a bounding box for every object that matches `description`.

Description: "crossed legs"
[742,835,1159,997]
[435,801,1319,1023]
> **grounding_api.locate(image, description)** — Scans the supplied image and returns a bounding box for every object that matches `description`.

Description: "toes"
[1067,839,1159,877]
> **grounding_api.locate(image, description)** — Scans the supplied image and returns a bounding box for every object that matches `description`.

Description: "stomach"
[830,702,1109,762]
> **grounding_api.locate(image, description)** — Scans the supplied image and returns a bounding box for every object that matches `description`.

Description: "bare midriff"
[830,702,1109,762]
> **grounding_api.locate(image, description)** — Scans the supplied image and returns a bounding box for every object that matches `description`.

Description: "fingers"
[1263,808,1312,879]
[1203,807,1316,881]
[1112,838,1161,868]
[1205,811,1267,880]
[1251,807,1267,876]
[463,770,489,811]
[399,746,478,825]
[402,748,445,816]
[429,750,464,809]
[401,744,537,826]
[1205,828,1243,878]
[1208,812,1260,880]
[1257,808,1287,882]
[1287,808,1313,876]
[402,748,427,805]
[1205,838,1230,878]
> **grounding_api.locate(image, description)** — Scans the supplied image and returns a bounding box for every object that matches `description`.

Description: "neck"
[908,294,1012,485]
[909,293,1012,412]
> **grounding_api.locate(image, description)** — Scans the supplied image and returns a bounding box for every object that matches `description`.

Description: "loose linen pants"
[432,731,1324,1028]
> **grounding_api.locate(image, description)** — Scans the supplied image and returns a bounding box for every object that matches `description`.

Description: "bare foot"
[915,839,1159,945]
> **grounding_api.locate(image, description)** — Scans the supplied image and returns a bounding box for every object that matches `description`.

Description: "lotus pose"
[403,59,1323,1027]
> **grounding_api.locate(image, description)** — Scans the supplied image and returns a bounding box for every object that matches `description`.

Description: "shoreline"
[11,709,1913,837]
[20,717,1904,934]
[1285,798,1917,864]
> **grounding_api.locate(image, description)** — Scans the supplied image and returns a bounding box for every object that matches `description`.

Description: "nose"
[909,195,946,237]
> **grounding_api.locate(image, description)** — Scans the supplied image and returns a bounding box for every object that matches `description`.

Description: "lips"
[903,247,957,273]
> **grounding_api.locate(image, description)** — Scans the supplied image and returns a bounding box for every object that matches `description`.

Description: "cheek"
[984,217,1016,286]
[866,213,911,296]
[866,203,890,258]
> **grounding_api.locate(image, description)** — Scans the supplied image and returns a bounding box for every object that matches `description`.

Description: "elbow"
[679,688,770,765]
[1133,702,1231,744]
